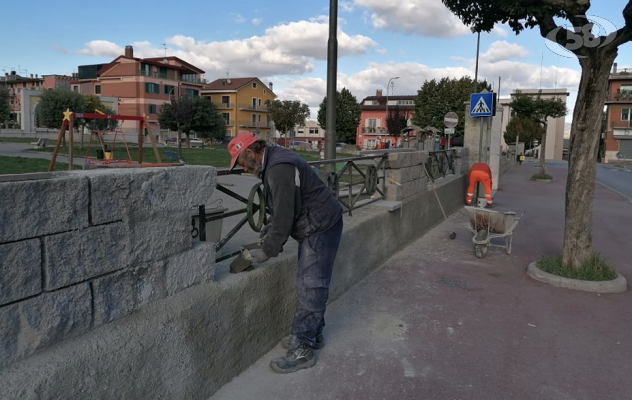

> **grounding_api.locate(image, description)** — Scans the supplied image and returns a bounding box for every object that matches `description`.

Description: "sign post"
[469,92,495,207]
[444,112,458,149]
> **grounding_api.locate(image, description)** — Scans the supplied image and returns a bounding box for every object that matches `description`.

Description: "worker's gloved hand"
[259,224,270,239]
[249,249,270,264]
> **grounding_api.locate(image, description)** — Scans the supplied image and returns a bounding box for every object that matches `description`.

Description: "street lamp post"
[385,76,399,135]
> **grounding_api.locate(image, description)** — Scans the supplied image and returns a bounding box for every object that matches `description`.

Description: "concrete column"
[463,100,480,169]
[489,104,504,190]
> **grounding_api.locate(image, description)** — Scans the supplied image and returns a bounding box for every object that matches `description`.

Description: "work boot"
[269,343,316,373]
[280,334,324,350]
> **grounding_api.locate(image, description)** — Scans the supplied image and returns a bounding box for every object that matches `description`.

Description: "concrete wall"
[1,152,471,399]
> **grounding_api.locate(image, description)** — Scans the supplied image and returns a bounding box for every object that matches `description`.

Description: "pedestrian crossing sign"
[470,93,494,117]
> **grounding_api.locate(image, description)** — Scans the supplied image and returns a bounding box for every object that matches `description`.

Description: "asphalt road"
[596,163,632,203]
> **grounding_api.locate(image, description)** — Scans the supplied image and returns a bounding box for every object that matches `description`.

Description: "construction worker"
[466,162,493,206]
[228,132,343,374]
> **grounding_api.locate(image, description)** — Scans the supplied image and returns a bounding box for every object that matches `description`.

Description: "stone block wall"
[383,148,469,201]
[0,166,217,369]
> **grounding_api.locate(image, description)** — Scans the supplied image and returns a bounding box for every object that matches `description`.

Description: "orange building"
[356,90,415,149]
[72,45,206,132]
[201,77,276,140]
[604,63,632,163]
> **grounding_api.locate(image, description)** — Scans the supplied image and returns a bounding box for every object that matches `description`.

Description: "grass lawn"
[0,155,80,174]
[2,136,356,174]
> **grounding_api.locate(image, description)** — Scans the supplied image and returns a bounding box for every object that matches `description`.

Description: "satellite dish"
[226,79,231,84]
[616,152,624,159]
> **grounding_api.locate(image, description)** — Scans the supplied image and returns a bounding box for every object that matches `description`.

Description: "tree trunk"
[177,128,183,158]
[562,51,617,269]
[538,122,548,174]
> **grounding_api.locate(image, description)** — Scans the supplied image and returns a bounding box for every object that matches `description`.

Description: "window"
[95,85,101,94]
[221,95,230,106]
[159,67,168,79]
[367,118,377,128]
[222,113,230,125]
[622,109,630,121]
[263,89,267,95]
[73,86,78,92]
[258,98,262,106]
[397,100,413,105]
[252,82,257,89]
[145,82,160,94]
[149,104,157,114]
[309,127,319,134]
[164,84,175,96]
[185,88,199,98]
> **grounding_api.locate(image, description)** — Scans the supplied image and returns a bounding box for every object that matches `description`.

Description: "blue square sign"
[470,93,494,117]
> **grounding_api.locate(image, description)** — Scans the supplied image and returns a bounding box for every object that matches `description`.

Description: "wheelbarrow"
[464,206,525,258]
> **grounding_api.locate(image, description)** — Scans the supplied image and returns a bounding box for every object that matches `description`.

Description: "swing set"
[48,109,180,171]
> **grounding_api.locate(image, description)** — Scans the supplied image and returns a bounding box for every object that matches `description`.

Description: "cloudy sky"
[3,0,632,123]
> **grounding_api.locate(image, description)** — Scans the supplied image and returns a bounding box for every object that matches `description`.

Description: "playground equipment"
[48,110,176,171]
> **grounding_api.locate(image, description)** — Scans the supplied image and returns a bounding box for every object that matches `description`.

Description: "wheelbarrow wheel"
[475,244,488,258]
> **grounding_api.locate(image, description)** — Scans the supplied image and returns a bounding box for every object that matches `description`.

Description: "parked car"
[290,141,311,150]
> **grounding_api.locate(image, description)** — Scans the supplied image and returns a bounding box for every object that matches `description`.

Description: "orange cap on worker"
[228,132,258,170]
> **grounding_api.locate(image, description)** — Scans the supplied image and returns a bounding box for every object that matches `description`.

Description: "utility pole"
[324,0,338,173]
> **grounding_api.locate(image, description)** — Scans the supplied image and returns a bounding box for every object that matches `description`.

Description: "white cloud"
[77,17,377,78]
[481,41,529,63]
[232,13,246,23]
[492,25,509,38]
[354,0,471,37]
[340,1,355,12]
[252,18,262,26]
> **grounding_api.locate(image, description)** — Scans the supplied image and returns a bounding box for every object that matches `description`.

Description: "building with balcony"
[356,90,415,149]
[272,120,325,148]
[72,45,205,132]
[0,71,78,129]
[604,63,632,163]
[498,88,569,160]
[201,77,276,140]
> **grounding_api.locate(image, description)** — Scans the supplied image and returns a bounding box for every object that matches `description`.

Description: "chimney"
[125,45,134,58]
[30,74,33,78]
[269,82,273,92]
[376,89,383,97]
[613,62,618,74]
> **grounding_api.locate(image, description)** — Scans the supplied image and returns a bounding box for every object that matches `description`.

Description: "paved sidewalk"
[209,160,632,400]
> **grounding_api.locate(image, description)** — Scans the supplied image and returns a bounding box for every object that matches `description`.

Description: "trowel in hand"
[229,242,261,274]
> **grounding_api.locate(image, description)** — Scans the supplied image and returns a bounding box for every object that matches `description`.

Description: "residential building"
[201,77,276,140]
[273,120,325,148]
[604,63,632,163]
[356,90,415,149]
[0,71,77,128]
[72,45,206,132]
[499,88,569,160]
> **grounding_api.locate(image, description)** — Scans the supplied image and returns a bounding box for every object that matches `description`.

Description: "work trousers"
[289,216,343,350]
[466,171,493,205]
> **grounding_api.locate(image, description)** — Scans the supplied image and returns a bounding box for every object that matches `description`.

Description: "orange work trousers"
[466,163,493,205]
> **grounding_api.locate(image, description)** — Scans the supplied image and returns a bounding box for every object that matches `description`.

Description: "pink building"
[356,90,416,149]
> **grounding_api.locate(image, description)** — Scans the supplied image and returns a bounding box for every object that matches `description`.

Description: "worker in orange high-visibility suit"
[466,162,493,206]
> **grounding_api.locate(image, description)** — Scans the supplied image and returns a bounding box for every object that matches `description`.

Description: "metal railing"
[238,104,269,112]
[362,127,388,134]
[196,153,389,261]
[238,121,273,128]
[425,149,457,182]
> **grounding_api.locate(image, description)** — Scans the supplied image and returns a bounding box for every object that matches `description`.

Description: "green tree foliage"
[159,97,226,156]
[509,90,567,174]
[441,0,629,269]
[386,105,410,139]
[36,88,85,129]
[266,99,310,142]
[412,76,491,137]
[0,87,11,128]
[190,97,227,143]
[317,87,362,144]
[504,115,543,150]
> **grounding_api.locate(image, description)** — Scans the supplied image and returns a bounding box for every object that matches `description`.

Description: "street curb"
[526,262,628,294]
